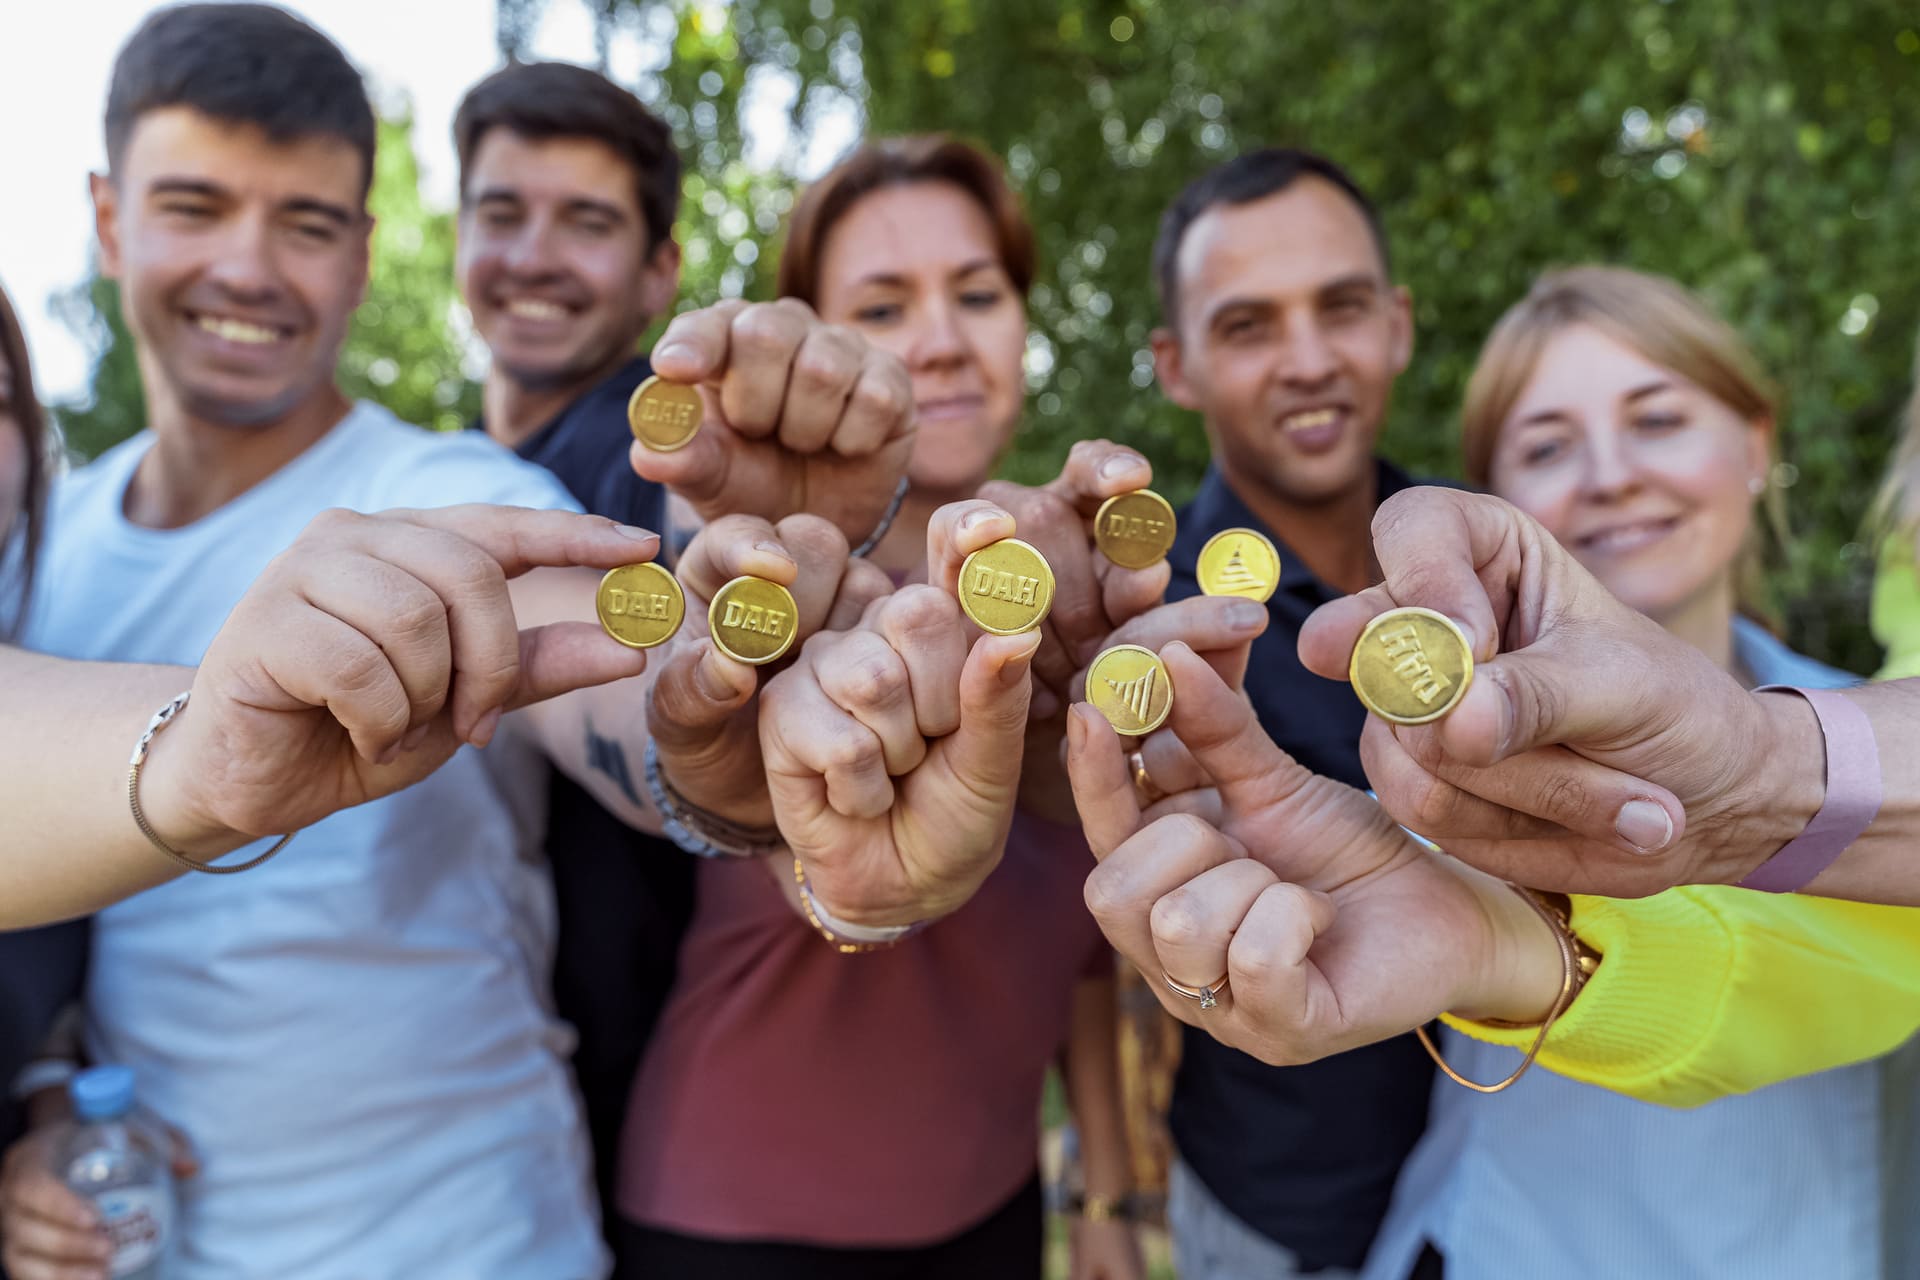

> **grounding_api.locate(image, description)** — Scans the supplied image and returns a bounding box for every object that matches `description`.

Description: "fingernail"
[615,523,658,542]
[753,539,796,564]
[1615,799,1673,853]
[962,508,1006,535]
[375,742,402,767]
[468,707,504,748]
[1226,599,1267,630]
[695,643,739,701]
[401,722,433,753]
[1100,452,1146,480]
[1066,702,1087,752]
[653,341,692,365]
[999,632,1043,685]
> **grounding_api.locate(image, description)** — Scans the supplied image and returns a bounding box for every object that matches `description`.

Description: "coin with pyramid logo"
[1085,643,1173,736]
[1196,529,1281,603]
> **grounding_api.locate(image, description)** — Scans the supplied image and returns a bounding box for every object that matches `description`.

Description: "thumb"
[627,427,734,511]
[502,622,650,714]
[941,630,1043,798]
[647,638,759,750]
[1065,703,1143,860]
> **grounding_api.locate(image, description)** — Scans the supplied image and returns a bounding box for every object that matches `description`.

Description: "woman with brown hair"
[612,138,1146,1280]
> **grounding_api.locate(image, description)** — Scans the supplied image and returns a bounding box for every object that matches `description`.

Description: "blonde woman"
[1364,266,1914,1279]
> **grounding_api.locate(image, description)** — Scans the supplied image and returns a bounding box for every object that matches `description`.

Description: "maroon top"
[617,814,1109,1245]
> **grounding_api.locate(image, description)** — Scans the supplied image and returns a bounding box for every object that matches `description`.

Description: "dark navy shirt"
[1166,463,1437,1272]
[476,353,693,1213]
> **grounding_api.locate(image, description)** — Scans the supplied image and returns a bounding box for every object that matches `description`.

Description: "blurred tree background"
[54,0,1920,671]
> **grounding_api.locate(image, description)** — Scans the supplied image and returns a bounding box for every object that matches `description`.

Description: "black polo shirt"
[1166,463,1437,1272]
[476,354,693,1211]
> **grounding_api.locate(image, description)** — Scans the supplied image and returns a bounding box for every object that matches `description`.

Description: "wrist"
[1450,868,1565,1024]
[1700,689,1825,886]
[133,698,247,861]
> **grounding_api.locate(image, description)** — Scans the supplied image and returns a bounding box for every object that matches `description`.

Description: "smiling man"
[1146,149,1441,1280]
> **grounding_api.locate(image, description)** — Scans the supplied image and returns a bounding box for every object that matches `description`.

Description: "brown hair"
[455,61,681,252]
[1461,265,1785,622]
[0,280,47,640]
[1867,328,1920,540]
[776,135,1036,308]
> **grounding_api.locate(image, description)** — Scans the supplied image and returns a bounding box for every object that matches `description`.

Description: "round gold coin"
[956,538,1056,635]
[1349,606,1474,725]
[595,562,686,650]
[707,575,800,665]
[1195,528,1282,603]
[1094,489,1178,569]
[627,375,704,452]
[1084,644,1173,736]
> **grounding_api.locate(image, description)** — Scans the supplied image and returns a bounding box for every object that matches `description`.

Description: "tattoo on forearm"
[585,717,644,810]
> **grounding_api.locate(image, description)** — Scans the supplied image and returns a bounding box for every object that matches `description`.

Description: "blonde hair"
[1868,329,1920,540]
[1460,264,1785,624]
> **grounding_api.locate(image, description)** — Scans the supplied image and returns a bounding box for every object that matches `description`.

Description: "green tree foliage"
[51,113,477,454]
[595,0,1919,671]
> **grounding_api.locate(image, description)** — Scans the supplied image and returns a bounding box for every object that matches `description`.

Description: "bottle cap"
[70,1065,136,1122]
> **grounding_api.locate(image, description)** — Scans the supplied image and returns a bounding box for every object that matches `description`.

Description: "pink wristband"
[1736,686,1881,894]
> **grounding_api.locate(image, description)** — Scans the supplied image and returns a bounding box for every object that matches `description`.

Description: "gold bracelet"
[792,857,886,954]
[128,692,295,875]
[1415,884,1597,1094]
[1079,1191,1130,1223]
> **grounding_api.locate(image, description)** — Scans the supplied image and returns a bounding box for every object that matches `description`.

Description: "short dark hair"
[455,62,682,253]
[1152,148,1390,327]
[105,4,377,199]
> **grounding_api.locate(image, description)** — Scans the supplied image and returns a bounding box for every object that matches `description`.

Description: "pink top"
[617,814,1109,1246]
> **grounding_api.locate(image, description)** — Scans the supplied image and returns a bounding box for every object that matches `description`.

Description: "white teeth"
[195,315,281,345]
[506,299,566,320]
[1283,408,1338,432]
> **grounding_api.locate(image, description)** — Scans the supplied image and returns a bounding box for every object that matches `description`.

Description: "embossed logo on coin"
[708,576,799,665]
[1085,644,1174,736]
[957,538,1056,635]
[1094,490,1177,570]
[627,376,703,452]
[1196,529,1281,604]
[596,563,685,649]
[1349,607,1474,725]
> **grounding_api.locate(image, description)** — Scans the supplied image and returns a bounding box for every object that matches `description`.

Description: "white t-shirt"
[24,404,607,1280]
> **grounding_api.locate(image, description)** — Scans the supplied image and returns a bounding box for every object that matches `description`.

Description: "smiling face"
[91,107,369,428]
[1152,176,1412,508]
[812,180,1027,498]
[457,129,679,394]
[1488,323,1772,622]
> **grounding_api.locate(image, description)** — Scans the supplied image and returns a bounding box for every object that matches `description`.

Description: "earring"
[1749,475,1766,496]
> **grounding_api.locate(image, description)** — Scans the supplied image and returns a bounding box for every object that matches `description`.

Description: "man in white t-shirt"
[0,7,915,1279]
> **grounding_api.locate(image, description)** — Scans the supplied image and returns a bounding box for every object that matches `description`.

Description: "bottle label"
[94,1186,170,1276]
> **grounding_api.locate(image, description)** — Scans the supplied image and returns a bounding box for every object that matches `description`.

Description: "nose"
[202,211,283,305]
[501,215,563,278]
[1274,313,1339,392]
[910,296,972,372]
[1579,428,1642,502]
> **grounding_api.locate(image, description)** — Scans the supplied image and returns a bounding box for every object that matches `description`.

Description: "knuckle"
[850,371,905,421]
[1149,891,1212,950]
[886,583,958,629]
[732,303,800,357]
[1533,769,1592,826]
[837,648,909,711]
[790,344,852,396]
[823,725,884,776]
[1082,864,1135,921]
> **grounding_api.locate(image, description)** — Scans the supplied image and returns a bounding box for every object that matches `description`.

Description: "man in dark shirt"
[450,61,691,1224]
[1147,149,1439,1276]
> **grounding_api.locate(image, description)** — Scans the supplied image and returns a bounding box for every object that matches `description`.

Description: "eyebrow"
[471,187,628,223]
[1515,379,1677,429]
[850,257,1002,290]
[147,177,354,227]
[1317,271,1382,298]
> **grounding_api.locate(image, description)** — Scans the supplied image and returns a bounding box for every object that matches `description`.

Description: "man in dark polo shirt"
[1147,149,1440,1277]
[451,61,690,1222]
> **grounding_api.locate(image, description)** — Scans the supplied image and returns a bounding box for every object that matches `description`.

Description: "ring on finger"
[1163,970,1230,1010]
[1131,750,1168,805]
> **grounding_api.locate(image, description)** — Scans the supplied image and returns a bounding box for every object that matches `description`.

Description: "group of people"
[1,5,1918,1279]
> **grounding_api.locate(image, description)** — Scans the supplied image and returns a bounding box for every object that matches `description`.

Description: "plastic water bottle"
[54,1066,175,1278]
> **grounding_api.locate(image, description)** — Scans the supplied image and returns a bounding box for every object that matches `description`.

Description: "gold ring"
[1163,971,1230,1010]
[1130,750,1167,805]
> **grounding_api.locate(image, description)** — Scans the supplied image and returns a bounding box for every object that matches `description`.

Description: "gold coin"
[1094,489,1178,569]
[957,538,1056,635]
[1349,607,1474,725]
[1085,644,1173,736]
[708,575,800,666]
[595,563,686,650]
[1195,528,1281,603]
[627,375,703,452]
